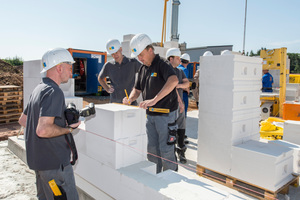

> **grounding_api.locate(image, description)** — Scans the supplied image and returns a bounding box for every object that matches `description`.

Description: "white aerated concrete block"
[86,131,147,169]
[123,34,135,41]
[231,140,294,191]
[23,60,43,78]
[154,46,168,59]
[23,77,42,108]
[164,41,179,48]
[60,78,74,97]
[85,104,146,140]
[283,120,300,145]
[65,96,83,110]
[269,140,300,174]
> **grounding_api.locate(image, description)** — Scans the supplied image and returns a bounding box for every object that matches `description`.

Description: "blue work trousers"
[146,110,178,173]
[183,92,189,117]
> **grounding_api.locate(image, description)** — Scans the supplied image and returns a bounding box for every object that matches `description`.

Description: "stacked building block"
[231,140,294,191]
[197,54,262,174]
[283,120,300,145]
[84,103,147,169]
[197,54,294,191]
[269,140,300,174]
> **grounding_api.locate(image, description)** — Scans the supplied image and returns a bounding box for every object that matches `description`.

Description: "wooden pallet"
[0,86,23,124]
[196,165,299,200]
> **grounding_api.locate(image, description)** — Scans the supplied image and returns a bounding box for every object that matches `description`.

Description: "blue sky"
[0,0,299,61]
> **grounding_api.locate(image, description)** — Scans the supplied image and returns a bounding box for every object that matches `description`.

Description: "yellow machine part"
[260,118,284,140]
[289,74,300,83]
[260,96,280,117]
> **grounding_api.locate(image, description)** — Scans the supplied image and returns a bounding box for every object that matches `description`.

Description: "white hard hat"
[106,39,121,55]
[41,48,75,73]
[180,53,190,62]
[130,33,152,57]
[203,51,213,56]
[221,50,232,55]
[166,48,181,59]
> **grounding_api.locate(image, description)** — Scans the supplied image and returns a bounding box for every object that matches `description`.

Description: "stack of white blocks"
[286,83,300,101]
[121,34,135,58]
[197,54,294,191]
[283,120,300,145]
[268,140,300,174]
[198,55,262,174]
[83,103,147,169]
[23,60,82,109]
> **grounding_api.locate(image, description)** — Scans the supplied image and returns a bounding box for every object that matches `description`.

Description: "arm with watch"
[36,116,81,138]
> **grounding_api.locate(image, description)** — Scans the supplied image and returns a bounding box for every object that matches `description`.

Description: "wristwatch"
[68,127,73,133]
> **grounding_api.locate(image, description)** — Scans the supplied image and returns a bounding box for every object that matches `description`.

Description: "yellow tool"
[124,89,131,104]
[48,179,62,196]
[148,107,170,113]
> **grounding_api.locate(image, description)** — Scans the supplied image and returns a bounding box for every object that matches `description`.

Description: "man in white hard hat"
[98,39,141,104]
[177,53,190,117]
[166,48,190,164]
[19,48,81,200]
[123,33,179,173]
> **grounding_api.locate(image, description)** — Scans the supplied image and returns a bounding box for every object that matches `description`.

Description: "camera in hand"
[65,103,96,125]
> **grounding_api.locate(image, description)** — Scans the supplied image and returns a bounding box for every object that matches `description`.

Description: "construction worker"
[123,33,179,173]
[98,39,141,104]
[262,69,273,92]
[177,53,190,116]
[18,48,81,200]
[166,48,190,164]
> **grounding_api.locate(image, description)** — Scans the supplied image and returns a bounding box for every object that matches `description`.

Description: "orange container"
[283,102,300,121]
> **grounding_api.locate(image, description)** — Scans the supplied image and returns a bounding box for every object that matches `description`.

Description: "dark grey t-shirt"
[24,77,70,170]
[99,56,141,103]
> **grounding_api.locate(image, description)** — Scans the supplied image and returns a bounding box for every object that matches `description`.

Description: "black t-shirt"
[24,77,70,170]
[135,54,178,115]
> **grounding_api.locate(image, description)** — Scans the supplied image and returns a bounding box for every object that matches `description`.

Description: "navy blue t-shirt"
[135,54,178,115]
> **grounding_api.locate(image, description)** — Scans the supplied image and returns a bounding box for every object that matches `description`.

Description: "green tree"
[288,53,300,74]
[2,56,23,66]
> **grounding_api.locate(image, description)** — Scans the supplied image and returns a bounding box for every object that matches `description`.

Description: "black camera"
[65,103,96,125]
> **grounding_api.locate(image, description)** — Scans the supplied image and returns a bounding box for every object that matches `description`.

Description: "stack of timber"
[0,85,23,124]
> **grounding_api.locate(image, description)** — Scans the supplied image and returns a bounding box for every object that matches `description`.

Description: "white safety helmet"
[221,50,232,55]
[130,33,152,57]
[180,53,190,62]
[166,48,181,59]
[41,48,75,73]
[203,51,213,56]
[106,39,121,55]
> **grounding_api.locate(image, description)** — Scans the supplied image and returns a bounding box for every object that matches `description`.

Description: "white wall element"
[74,126,246,200]
[23,77,41,108]
[164,41,179,48]
[23,60,43,78]
[65,96,83,110]
[283,120,300,145]
[231,140,294,191]
[123,34,135,42]
[60,78,75,97]
[197,54,295,190]
[269,140,300,174]
[84,104,146,140]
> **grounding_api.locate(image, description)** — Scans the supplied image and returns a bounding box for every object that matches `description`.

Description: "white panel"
[23,60,43,78]
[284,120,300,145]
[231,140,294,191]
[269,140,300,173]
[60,78,74,97]
[65,96,83,110]
[85,104,146,140]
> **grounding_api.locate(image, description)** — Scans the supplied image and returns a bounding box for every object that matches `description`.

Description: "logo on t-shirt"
[151,72,157,77]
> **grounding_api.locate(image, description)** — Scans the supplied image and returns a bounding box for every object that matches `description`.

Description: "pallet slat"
[196,165,299,200]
